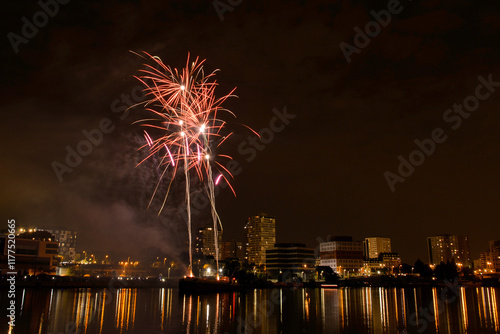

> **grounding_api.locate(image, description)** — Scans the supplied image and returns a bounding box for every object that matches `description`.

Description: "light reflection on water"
[2,286,499,333]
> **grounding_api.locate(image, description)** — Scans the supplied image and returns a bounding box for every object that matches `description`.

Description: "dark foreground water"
[1,286,499,334]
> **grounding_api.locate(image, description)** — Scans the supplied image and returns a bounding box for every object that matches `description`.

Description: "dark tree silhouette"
[434,260,458,281]
[414,259,433,278]
[399,263,413,274]
[316,266,340,283]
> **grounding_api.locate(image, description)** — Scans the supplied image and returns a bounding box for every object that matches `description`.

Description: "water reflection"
[115,289,136,333]
[2,286,499,333]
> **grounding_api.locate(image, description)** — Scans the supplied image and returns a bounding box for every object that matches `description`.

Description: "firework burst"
[133,52,237,277]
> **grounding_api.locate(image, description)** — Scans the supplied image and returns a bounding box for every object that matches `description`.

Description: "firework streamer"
[183,133,193,276]
[207,166,221,279]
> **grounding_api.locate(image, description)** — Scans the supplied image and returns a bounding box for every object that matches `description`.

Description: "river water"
[1,286,499,333]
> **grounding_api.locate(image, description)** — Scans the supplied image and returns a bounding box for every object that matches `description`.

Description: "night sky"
[2,0,500,264]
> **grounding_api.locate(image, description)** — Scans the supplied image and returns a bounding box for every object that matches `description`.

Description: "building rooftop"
[273,243,307,248]
[18,230,55,241]
[327,236,353,242]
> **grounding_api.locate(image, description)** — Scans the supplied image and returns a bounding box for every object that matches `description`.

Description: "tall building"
[319,236,363,276]
[39,228,77,263]
[244,213,276,267]
[195,225,222,259]
[220,240,244,261]
[364,237,391,259]
[427,235,471,267]
[478,251,495,271]
[477,240,500,272]
[490,240,500,271]
[362,252,401,275]
[266,243,315,280]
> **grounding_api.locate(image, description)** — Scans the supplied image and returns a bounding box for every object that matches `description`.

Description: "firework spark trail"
[207,165,220,278]
[133,52,238,276]
[183,138,193,276]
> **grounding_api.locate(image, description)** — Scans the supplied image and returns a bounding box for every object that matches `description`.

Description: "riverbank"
[0,275,178,289]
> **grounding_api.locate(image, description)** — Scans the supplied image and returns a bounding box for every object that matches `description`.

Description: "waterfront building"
[489,240,500,271]
[362,258,386,275]
[244,213,276,267]
[0,231,59,275]
[380,252,401,271]
[427,235,471,267]
[265,243,315,281]
[319,236,363,276]
[220,240,244,261]
[476,240,500,273]
[361,252,401,275]
[195,225,222,259]
[364,237,391,259]
[38,227,77,263]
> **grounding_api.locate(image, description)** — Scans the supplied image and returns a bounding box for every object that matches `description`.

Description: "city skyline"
[9,221,497,269]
